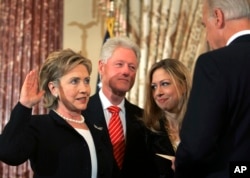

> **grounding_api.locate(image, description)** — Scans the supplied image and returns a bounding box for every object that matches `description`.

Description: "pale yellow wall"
[63,0,104,94]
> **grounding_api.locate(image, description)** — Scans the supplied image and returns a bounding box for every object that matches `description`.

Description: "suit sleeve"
[0,102,34,165]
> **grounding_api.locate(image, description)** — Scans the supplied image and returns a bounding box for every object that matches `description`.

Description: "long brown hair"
[143,58,192,132]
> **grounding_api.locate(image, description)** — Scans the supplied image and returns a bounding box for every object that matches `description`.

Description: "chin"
[112,89,127,96]
[79,105,87,111]
[120,85,133,91]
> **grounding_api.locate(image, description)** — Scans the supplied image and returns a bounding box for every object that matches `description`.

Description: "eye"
[151,84,157,90]
[115,62,123,67]
[161,81,170,87]
[84,77,90,84]
[70,78,79,85]
[129,65,136,71]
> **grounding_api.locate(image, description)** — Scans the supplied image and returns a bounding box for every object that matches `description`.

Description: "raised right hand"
[19,70,45,108]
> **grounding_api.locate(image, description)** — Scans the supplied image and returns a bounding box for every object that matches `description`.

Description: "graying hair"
[99,36,141,63]
[206,0,250,20]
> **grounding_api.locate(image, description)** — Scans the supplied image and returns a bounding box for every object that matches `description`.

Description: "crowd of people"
[0,0,250,178]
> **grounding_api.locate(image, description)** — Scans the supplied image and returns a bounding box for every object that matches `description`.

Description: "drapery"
[97,0,209,107]
[0,0,63,177]
[0,0,208,177]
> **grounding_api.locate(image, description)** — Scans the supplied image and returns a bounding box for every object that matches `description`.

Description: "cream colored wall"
[63,0,104,94]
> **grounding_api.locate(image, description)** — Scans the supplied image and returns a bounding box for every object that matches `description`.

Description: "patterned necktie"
[108,106,125,169]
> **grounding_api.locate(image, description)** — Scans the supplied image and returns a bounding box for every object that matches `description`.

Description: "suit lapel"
[85,94,108,130]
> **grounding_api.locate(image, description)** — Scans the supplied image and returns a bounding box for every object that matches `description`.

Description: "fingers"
[19,70,44,108]
[26,70,38,87]
[171,157,176,171]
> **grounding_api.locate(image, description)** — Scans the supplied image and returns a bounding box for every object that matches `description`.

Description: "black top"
[0,102,113,178]
[146,118,175,178]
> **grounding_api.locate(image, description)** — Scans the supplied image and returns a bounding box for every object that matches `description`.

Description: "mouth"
[157,98,167,104]
[118,79,130,84]
[77,96,88,103]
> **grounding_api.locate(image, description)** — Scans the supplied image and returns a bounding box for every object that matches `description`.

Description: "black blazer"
[82,93,155,178]
[0,102,113,178]
[175,35,250,178]
[146,118,175,178]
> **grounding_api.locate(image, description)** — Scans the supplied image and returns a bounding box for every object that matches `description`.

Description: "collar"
[99,89,125,113]
[226,30,250,45]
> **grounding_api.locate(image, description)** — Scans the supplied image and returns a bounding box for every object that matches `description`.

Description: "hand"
[171,156,176,171]
[19,70,45,108]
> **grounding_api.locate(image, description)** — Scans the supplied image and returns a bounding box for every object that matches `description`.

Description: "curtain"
[0,0,63,177]
[97,0,209,107]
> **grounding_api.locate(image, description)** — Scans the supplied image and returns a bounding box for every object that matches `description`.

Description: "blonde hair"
[39,49,92,109]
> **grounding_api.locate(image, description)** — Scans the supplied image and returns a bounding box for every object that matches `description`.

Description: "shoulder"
[124,100,144,126]
[83,93,101,113]
[196,43,249,72]
[124,99,142,110]
[88,93,100,102]
[124,99,143,114]
[83,94,102,115]
[29,114,53,127]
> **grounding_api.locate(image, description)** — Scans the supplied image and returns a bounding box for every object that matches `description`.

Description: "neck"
[102,88,125,105]
[165,112,179,129]
[53,109,85,124]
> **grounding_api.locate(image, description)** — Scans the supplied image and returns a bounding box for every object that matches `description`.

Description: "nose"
[121,64,131,75]
[154,85,163,96]
[79,81,90,93]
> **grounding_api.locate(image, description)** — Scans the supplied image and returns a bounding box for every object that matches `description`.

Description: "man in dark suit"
[82,36,154,178]
[174,0,250,178]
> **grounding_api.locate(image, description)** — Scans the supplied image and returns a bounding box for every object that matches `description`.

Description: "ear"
[214,8,225,28]
[98,60,105,76]
[48,81,58,97]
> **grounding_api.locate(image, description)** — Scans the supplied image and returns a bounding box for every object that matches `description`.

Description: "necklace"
[53,110,85,124]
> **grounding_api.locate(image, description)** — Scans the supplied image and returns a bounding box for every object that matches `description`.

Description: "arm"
[0,70,44,165]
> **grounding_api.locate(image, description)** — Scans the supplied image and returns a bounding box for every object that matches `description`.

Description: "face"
[202,1,223,49]
[151,68,183,113]
[51,64,91,113]
[99,47,138,96]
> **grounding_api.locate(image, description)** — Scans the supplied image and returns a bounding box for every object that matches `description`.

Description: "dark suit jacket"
[82,93,155,178]
[0,102,113,178]
[175,35,250,178]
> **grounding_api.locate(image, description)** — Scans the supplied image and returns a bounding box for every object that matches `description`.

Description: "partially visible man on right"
[175,0,250,177]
